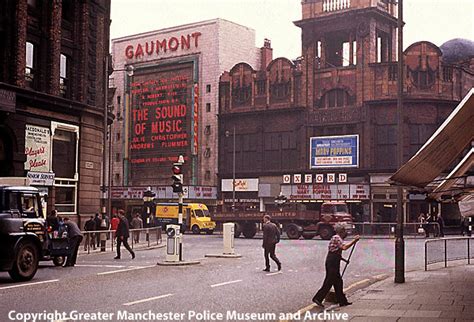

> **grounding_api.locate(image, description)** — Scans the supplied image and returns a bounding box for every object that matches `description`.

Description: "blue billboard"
[310,135,359,168]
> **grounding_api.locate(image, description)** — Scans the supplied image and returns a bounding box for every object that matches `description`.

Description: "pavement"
[300,262,474,321]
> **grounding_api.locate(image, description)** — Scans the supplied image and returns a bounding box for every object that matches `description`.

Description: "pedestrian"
[312,224,360,308]
[63,217,83,267]
[114,209,135,259]
[461,216,472,236]
[130,212,143,243]
[436,213,445,237]
[110,214,120,242]
[94,213,102,247]
[418,212,428,238]
[46,209,60,234]
[84,216,96,250]
[262,215,281,272]
[427,212,436,237]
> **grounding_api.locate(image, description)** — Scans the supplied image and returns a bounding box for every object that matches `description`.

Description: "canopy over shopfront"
[390,88,474,196]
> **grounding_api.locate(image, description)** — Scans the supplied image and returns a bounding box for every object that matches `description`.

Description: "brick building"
[0,0,111,223]
[109,19,261,214]
[218,0,474,224]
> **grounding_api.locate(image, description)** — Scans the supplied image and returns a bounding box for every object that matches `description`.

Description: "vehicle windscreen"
[322,204,349,214]
[194,209,210,218]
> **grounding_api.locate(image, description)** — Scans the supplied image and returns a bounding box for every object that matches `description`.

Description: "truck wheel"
[53,256,65,267]
[234,224,242,238]
[242,223,257,238]
[319,226,334,240]
[286,224,301,239]
[192,225,201,234]
[8,241,39,281]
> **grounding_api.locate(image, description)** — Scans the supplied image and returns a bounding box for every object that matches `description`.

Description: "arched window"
[319,89,354,108]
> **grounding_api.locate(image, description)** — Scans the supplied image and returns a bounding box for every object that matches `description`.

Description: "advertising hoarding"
[310,135,359,169]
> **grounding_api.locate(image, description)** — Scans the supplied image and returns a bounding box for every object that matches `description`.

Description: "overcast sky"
[110,0,474,59]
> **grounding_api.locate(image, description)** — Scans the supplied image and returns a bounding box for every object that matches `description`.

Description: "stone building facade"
[109,19,261,213]
[0,0,111,223]
[219,0,474,223]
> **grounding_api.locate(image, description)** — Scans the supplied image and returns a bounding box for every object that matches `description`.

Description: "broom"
[324,242,357,304]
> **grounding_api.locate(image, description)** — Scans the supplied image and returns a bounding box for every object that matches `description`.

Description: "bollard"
[100,232,106,252]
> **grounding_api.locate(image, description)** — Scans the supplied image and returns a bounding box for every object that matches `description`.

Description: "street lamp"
[142,187,155,228]
[395,0,405,284]
[225,126,236,211]
[102,61,134,217]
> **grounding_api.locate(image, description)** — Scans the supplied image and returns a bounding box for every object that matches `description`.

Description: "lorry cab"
[0,182,47,281]
[155,203,216,234]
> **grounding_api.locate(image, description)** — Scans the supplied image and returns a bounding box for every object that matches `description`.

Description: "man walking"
[114,210,135,259]
[262,215,281,272]
[312,224,359,307]
[63,217,83,267]
[130,212,143,243]
[84,216,96,251]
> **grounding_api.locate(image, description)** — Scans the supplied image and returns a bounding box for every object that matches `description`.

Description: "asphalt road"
[0,235,427,322]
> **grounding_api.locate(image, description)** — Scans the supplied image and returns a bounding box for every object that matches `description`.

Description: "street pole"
[232,126,236,211]
[395,0,405,284]
[102,55,109,216]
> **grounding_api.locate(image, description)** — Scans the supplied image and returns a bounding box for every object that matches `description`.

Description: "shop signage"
[281,184,370,200]
[310,135,359,168]
[0,89,16,113]
[221,179,259,192]
[111,186,217,200]
[27,172,55,186]
[24,125,51,172]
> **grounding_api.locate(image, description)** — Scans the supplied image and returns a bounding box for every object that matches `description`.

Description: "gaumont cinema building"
[109,19,267,213]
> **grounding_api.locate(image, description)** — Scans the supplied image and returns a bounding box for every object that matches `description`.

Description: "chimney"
[260,38,273,70]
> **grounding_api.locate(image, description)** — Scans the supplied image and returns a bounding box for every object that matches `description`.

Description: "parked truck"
[155,202,216,234]
[212,201,353,240]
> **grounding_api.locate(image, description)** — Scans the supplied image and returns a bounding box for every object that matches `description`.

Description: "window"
[115,153,120,162]
[206,103,211,112]
[25,42,35,87]
[116,132,120,141]
[320,89,354,108]
[114,173,121,185]
[256,80,266,95]
[443,66,453,82]
[204,125,211,135]
[21,193,39,218]
[205,171,211,181]
[62,0,73,21]
[52,122,79,215]
[204,148,211,158]
[60,54,69,97]
[206,84,211,93]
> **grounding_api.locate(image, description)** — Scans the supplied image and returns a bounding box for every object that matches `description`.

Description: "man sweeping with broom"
[312,224,360,308]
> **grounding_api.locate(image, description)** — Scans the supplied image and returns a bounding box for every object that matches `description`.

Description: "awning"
[390,88,474,188]
[429,148,474,200]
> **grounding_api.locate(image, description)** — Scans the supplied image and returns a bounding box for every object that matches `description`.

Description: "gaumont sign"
[125,32,202,59]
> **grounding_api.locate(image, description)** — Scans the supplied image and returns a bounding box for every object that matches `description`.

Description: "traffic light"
[171,162,183,193]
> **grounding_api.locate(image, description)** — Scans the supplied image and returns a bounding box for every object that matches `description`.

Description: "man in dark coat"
[114,209,135,259]
[312,224,359,308]
[262,215,281,272]
[84,216,96,250]
[94,213,102,247]
[63,217,83,267]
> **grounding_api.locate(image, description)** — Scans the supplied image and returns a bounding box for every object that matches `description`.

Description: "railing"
[323,0,351,12]
[80,227,162,254]
[353,222,440,238]
[425,237,474,271]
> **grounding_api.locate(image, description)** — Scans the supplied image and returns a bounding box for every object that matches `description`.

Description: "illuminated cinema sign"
[128,61,196,183]
[310,135,359,168]
[125,32,202,59]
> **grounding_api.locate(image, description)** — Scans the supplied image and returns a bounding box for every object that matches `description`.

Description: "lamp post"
[103,63,134,217]
[225,127,236,211]
[395,0,405,284]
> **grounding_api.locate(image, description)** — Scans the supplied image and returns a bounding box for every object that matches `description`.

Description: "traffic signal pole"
[171,155,185,262]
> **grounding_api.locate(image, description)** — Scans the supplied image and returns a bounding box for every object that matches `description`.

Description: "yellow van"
[155,203,216,234]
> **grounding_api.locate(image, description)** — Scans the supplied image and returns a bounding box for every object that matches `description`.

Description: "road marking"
[210,279,242,288]
[97,265,155,276]
[266,272,282,276]
[123,293,173,306]
[75,264,126,268]
[0,279,59,290]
